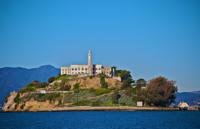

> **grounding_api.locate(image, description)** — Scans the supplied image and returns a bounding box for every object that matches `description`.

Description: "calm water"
[0,111,199,129]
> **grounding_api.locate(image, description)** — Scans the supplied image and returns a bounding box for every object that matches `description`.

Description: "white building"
[61,50,113,76]
[137,101,143,107]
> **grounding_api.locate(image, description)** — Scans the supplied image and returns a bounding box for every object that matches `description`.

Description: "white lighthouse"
[88,50,93,75]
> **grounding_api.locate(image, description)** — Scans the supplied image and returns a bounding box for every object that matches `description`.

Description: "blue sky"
[0,0,200,92]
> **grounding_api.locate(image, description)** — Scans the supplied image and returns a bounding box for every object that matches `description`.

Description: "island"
[2,50,178,112]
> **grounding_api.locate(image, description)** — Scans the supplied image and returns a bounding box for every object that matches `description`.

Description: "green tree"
[100,74,108,88]
[116,70,131,81]
[116,70,134,88]
[122,78,133,88]
[136,78,146,88]
[146,76,177,107]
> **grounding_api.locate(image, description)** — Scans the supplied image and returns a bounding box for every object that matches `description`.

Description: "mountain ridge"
[175,91,200,106]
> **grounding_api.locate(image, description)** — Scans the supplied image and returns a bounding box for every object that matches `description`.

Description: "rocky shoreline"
[2,106,181,112]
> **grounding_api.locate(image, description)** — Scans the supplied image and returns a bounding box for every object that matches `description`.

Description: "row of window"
[62,67,103,74]
[61,70,111,75]
[62,69,92,73]
[71,68,88,71]
[69,68,102,71]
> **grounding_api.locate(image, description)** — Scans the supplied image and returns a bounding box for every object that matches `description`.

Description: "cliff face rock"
[3,92,58,112]
[67,76,122,89]
[106,78,122,87]
[3,92,17,111]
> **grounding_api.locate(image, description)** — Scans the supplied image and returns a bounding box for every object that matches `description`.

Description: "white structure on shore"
[178,102,189,110]
[61,50,113,76]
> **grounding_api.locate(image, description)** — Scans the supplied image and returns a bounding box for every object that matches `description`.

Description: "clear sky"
[0,0,200,92]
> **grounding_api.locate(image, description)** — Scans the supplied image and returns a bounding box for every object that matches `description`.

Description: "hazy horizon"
[0,0,200,92]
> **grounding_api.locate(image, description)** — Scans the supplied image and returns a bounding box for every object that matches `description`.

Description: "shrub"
[55,75,72,81]
[33,93,61,102]
[34,94,46,102]
[52,82,62,90]
[89,88,95,93]
[92,101,101,106]
[14,93,20,104]
[73,83,80,93]
[20,94,33,102]
[95,88,111,96]
[19,84,36,93]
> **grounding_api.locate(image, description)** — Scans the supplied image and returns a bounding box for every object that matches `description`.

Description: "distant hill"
[175,91,200,106]
[0,65,60,107]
